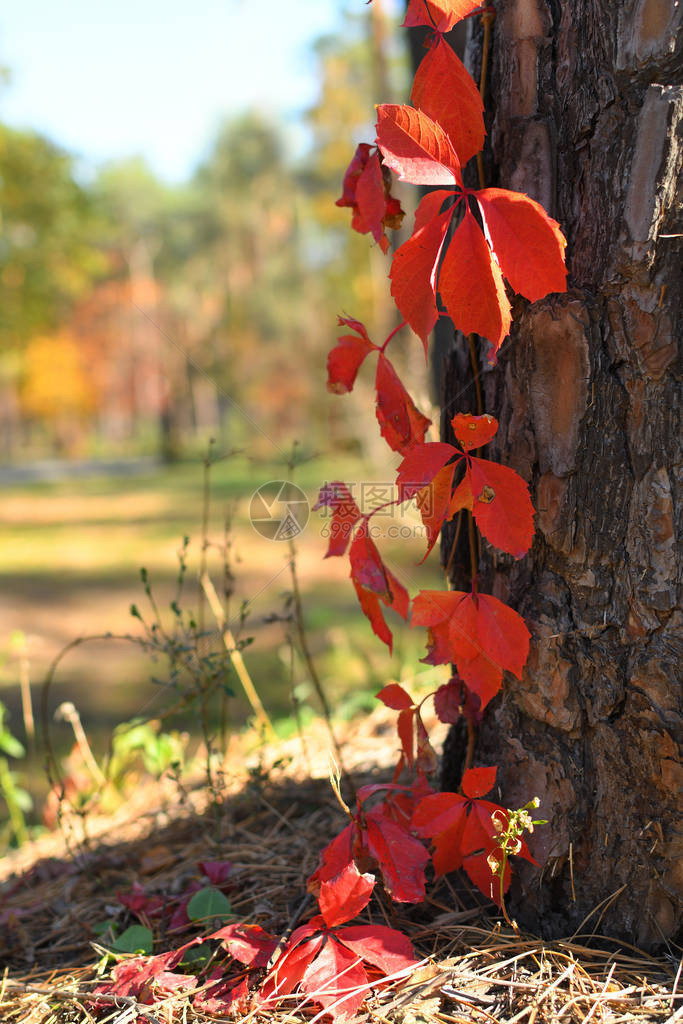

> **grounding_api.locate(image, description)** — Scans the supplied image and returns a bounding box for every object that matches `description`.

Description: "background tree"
[437,1,681,948]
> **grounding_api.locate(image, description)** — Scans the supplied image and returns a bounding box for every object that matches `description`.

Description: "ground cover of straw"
[1,705,679,1024]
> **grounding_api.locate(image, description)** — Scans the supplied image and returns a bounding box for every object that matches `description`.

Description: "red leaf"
[475,592,530,681]
[389,198,454,348]
[198,859,232,885]
[318,863,375,929]
[416,460,456,561]
[355,149,392,251]
[461,765,497,799]
[475,188,567,302]
[97,947,198,1002]
[314,481,361,559]
[336,923,417,976]
[385,566,410,620]
[412,790,467,838]
[403,0,485,31]
[194,976,251,1015]
[397,708,415,766]
[350,527,409,651]
[434,676,483,725]
[376,683,413,710]
[415,713,438,774]
[301,938,368,1021]
[259,928,324,1004]
[447,472,474,518]
[349,525,389,598]
[336,143,373,208]
[463,850,510,905]
[438,205,511,356]
[375,354,431,454]
[411,589,530,709]
[327,321,376,394]
[365,805,429,903]
[450,412,498,452]
[434,679,463,724]
[353,582,393,650]
[116,882,163,920]
[376,104,463,187]
[308,823,356,892]
[396,441,456,500]
[411,36,485,166]
[469,457,535,557]
[211,922,278,966]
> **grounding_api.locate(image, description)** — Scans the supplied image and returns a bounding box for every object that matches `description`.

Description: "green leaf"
[93,919,118,938]
[180,941,213,966]
[187,886,232,925]
[111,925,153,954]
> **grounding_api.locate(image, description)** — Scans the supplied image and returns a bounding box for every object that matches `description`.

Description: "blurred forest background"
[0,1,442,836]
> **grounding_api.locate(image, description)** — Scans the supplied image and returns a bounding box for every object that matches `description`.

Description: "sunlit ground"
[0,451,443,815]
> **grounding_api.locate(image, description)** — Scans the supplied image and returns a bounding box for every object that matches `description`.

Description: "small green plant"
[0,700,32,848]
[489,797,548,926]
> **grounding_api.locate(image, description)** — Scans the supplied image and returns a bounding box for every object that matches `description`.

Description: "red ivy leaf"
[461,765,497,799]
[314,481,361,559]
[396,441,455,500]
[411,590,530,709]
[349,525,409,651]
[193,975,251,1015]
[389,196,453,349]
[365,805,429,903]
[327,319,377,394]
[376,104,462,187]
[415,460,456,561]
[475,188,567,301]
[307,823,356,894]
[403,0,485,31]
[350,525,389,598]
[301,938,368,1021]
[319,863,375,929]
[335,923,417,976]
[434,676,483,725]
[211,922,278,967]
[450,412,498,452]
[397,708,415,766]
[376,683,413,710]
[336,144,405,253]
[355,149,392,251]
[469,457,535,558]
[375,353,431,454]
[439,205,511,355]
[411,35,485,166]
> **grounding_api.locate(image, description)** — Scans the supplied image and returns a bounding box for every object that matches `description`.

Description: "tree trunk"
[440,1,682,948]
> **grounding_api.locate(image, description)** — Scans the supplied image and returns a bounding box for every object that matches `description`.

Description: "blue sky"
[0,0,352,181]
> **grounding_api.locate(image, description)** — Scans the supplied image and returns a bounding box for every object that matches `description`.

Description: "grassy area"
[0,451,444,826]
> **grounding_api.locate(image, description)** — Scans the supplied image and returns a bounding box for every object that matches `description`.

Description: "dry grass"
[0,705,679,1024]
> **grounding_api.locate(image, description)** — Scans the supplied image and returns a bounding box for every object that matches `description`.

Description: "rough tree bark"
[438,1,682,948]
